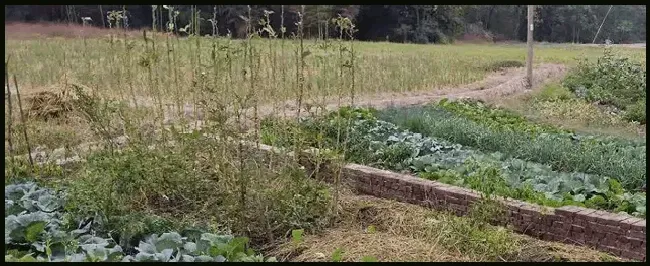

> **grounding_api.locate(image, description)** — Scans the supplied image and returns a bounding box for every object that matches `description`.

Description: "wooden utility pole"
[526,5,534,90]
[592,5,614,44]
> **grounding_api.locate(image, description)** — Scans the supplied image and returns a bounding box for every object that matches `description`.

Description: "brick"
[544,217,554,226]
[591,210,612,222]
[552,226,568,235]
[620,250,645,261]
[575,208,598,218]
[542,232,555,241]
[617,235,632,249]
[604,224,623,235]
[620,217,644,230]
[571,225,585,233]
[422,185,436,201]
[603,233,618,246]
[519,203,542,215]
[626,229,644,238]
[631,219,646,231]
[445,195,462,205]
[602,213,633,226]
[570,231,585,243]
[412,184,424,202]
[583,210,606,222]
[624,236,644,247]
[585,237,600,247]
[573,218,586,227]
[555,205,581,218]
[588,221,608,233]
[592,231,605,241]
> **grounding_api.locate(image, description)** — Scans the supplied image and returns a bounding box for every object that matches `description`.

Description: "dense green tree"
[4,5,646,44]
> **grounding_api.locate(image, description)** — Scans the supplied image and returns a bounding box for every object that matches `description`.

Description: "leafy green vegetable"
[4,182,276,263]
[278,108,645,217]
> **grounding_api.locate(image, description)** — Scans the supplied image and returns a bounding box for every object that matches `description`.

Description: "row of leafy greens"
[4,182,276,262]
[261,107,645,217]
[382,100,646,191]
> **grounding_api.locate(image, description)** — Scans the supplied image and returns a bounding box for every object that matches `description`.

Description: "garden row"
[383,99,646,190]
[4,137,334,262]
[4,182,276,262]
[261,106,646,218]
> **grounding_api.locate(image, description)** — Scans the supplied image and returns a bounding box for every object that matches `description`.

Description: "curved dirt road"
[158,63,568,129]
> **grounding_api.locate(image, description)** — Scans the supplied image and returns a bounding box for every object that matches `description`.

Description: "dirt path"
[7,63,568,163]
[139,63,567,129]
[272,63,567,115]
[5,63,566,125]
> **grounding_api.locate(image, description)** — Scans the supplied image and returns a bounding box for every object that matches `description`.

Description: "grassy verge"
[494,83,643,138]
[489,47,646,138]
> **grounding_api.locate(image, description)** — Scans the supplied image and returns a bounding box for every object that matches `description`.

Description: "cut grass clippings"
[269,187,626,262]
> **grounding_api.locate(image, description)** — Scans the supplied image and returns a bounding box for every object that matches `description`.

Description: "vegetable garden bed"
[257,106,646,260]
[261,106,646,218]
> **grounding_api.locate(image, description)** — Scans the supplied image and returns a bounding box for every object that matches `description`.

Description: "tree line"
[5,5,646,44]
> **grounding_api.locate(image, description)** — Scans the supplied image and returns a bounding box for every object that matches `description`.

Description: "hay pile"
[25,83,91,120]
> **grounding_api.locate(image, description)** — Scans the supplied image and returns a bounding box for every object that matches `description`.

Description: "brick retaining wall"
[255,144,647,261]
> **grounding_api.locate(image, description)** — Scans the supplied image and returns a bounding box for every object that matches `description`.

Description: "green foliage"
[65,146,215,224]
[365,225,376,234]
[121,232,274,262]
[4,158,67,186]
[384,102,646,191]
[291,229,304,245]
[63,143,332,249]
[293,107,645,217]
[625,98,646,124]
[331,247,344,262]
[535,82,575,102]
[563,47,646,123]
[5,182,125,262]
[437,99,569,134]
[4,182,275,262]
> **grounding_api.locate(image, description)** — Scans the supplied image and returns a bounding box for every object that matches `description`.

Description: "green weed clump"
[64,141,332,248]
[563,47,646,124]
[534,82,574,102]
[625,98,646,124]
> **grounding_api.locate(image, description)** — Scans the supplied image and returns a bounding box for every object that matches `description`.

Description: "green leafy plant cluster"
[437,98,570,135]
[563,47,646,124]
[4,182,275,262]
[63,141,332,250]
[282,109,645,217]
[380,103,646,191]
